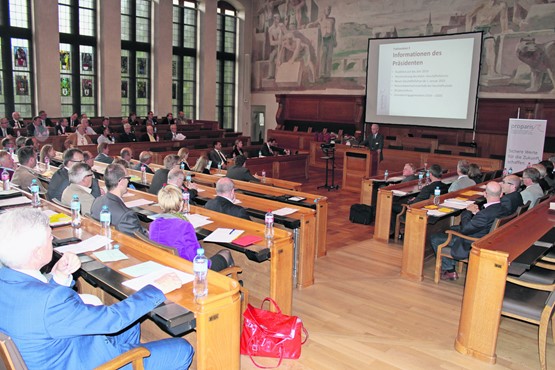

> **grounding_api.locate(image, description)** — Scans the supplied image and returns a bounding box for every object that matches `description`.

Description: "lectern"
[342,147,378,192]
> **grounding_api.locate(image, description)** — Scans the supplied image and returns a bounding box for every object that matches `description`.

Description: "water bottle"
[259,150,263,158]
[70,195,81,228]
[433,186,441,206]
[180,162,185,170]
[425,170,431,185]
[185,175,192,188]
[418,172,423,190]
[100,205,111,238]
[264,210,274,240]
[141,165,147,184]
[30,179,40,207]
[261,169,266,183]
[508,167,513,175]
[502,167,507,177]
[44,156,50,171]
[424,162,428,171]
[193,248,208,299]
[1,169,10,191]
[182,191,190,214]
[217,163,222,174]
[153,126,157,134]
[384,169,389,181]
[111,136,115,144]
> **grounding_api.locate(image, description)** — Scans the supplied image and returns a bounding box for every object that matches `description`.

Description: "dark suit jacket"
[90,192,144,236]
[0,126,15,137]
[361,133,384,161]
[148,168,170,194]
[451,203,508,259]
[54,124,71,135]
[140,133,157,142]
[120,132,138,142]
[8,119,24,128]
[47,167,101,201]
[95,153,113,164]
[26,123,37,136]
[42,118,54,127]
[409,180,449,204]
[161,117,174,125]
[226,165,260,182]
[401,174,419,183]
[164,132,179,141]
[205,195,250,220]
[132,162,154,174]
[232,147,244,157]
[501,191,523,215]
[261,143,285,156]
[0,267,165,370]
[208,149,228,168]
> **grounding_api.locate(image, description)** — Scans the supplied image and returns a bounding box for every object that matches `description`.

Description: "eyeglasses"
[501,181,514,185]
[70,159,84,163]
[85,173,93,178]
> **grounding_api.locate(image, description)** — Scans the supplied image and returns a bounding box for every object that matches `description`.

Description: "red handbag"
[240,297,308,368]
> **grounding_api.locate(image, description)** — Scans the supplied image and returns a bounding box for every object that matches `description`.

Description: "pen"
[229,229,235,234]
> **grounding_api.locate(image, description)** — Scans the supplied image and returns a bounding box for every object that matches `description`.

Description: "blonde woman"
[191,152,210,174]
[39,144,56,164]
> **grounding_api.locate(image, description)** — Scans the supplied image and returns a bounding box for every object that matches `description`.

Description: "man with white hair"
[133,150,154,174]
[205,177,250,220]
[0,208,193,369]
[9,111,24,128]
[61,162,95,215]
[448,160,476,192]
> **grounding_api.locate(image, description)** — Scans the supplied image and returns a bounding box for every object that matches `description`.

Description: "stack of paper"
[441,198,474,210]
[124,199,154,208]
[273,207,298,216]
[203,228,244,243]
[392,190,407,196]
[184,213,213,228]
[56,235,112,254]
[121,261,194,291]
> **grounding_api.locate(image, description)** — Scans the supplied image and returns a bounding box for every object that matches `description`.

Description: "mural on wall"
[252,0,555,98]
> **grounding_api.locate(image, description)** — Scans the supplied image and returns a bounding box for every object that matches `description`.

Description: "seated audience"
[140,125,157,142]
[82,150,95,168]
[95,142,113,164]
[408,164,448,204]
[91,163,145,235]
[177,147,191,171]
[468,163,482,184]
[143,111,158,126]
[96,126,114,145]
[128,112,141,126]
[39,144,56,165]
[232,139,244,157]
[12,147,45,192]
[120,147,134,163]
[67,124,92,146]
[208,140,228,169]
[149,154,180,195]
[0,117,16,138]
[0,150,16,179]
[149,185,233,271]
[226,155,260,183]
[120,123,138,142]
[166,167,198,202]
[39,110,54,127]
[261,138,286,156]
[9,111,24,129]
[540,159,555,189]
[15,136,27,150]
[61,162,95,215]
[431,181,508,280]
[81,117,96,135]
[63,138,74,150]
[54,118,71,135]
[25,137,40,152]
[68,112,79,128]
[400,162,418,183]
[521,167,544,208]
[26,116,49,140]
[175,111,187,125]
[133,151,155,174]
[191,152,210,174]
[1,137,15,151]
[500,174,523,214]
[96,117,111,134]
[161,113,174,125]
[531,163,550,193]
[205,177,250,220]
[47,148,101,201]
[164,124,185,141]
[448,160,476,192]
[0,207,193,370]
[112,157,130,168]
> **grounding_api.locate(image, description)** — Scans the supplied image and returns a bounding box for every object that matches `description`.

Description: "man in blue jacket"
[0,208,193,369]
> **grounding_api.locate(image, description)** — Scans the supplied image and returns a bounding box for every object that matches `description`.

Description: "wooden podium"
[342,147,378,192]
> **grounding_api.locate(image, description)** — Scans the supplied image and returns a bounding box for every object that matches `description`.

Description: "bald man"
[204,177,250,220]
[431,181,509,280]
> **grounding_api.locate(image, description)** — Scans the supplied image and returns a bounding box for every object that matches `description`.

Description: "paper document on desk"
[184,213,213,228]
[122,266,194,291]
[387,176,404,182]
[121,261,166,277]
[273,207,298,216]
[427,210,447,217]
[124,199,154,208]
[0,196,31,207]
[93,249,128,262]
[56,235,112,254]
[441,198,474,209]
[392,190,408,196]
[203,228,244,243]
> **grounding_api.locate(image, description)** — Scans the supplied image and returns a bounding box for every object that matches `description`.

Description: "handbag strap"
[247,334,284,369]
[261,297,282,314]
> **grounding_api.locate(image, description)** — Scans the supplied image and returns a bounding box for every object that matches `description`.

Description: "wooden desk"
[10,199,241,370]
[360,170,405,205]
[209,169,302,191]
[455,199,554,364]
[342,147,378,192]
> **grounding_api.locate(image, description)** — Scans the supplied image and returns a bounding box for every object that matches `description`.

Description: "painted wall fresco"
[252,0,555,98]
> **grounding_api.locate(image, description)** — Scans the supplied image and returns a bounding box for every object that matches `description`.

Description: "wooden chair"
[502,280,555,370]
[0,331,150,370]
[433,212,518,284]
[133,230,248,308]
[516,200,531,216]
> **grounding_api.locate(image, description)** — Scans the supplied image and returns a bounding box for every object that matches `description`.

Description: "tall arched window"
[216,1,236,130]
[58,0,97,118]
[0,0,33,118]
[172,0,197,119]
[121,0,151,117]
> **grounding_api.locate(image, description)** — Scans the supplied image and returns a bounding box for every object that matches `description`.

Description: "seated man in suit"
[448,160,476,192]
[133,151,155,174]
[120,147,134,163]
[54,118,71,135]
[431,181,508,280]
[120,123,138,142]
[47,148,101,201]
[521,167,545,208]
[261,138,286,156]
[140,125,157,142]
[95,142,113,164]
[9,111,24,129]
[26,116,49,140]
[408,164,448,204]
[12,146,46,193]
[400,162,418,183]
[500,174,523,214]
[166,167,198,203]
[0,207,193,370]
[0,117,16,138]
[91,163,145,235]
[226,155,260,183]
[164,124,185,141]
[205,177,250,220]
[67,124,92,146]
[61,162,95,215]
[149,154,180,195]
[0,150,16,180]
[208,140,228,169]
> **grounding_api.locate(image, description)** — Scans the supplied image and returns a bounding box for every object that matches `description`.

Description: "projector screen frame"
[364,31,483,131]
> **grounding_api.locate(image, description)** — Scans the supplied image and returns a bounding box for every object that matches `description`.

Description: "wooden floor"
[240,167,552,369]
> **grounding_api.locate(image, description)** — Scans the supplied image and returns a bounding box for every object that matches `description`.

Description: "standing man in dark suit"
[208,140,228,169]
[361,123,384,161]
[91,163,146,235]
[431,181,508,280]
[500,174,523,214]
[205,177,251,220]
[0,117,15,137]
[226,155,260,183]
